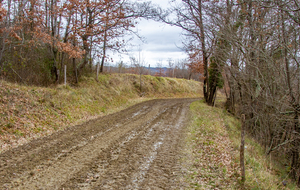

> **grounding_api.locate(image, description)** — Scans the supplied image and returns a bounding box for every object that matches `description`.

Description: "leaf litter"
[182,100,240,189]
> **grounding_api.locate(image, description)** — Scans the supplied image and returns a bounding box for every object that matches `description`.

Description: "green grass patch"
[185,100,298,189]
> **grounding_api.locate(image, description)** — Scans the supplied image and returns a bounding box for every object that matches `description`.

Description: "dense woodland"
[160,0,300,185]
[0,0,157,85]
[1,0,300,186]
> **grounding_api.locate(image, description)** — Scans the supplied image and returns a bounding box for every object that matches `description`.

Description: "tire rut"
[0,100,158,186]
[0,98,199,190]
[59,102,174,189]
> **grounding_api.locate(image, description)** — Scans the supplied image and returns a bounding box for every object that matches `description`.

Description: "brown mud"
[0,98,199,189]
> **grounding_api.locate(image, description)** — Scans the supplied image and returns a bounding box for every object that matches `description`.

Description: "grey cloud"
[110,0,187,66]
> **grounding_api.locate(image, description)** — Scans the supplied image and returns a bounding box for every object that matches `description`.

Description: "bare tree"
[212,0,300,184]
[130,45,146,92]
[167,58,174,78]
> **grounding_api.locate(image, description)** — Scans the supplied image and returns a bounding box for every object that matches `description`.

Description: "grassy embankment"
[0,73,202,152]
[185,99,298,189]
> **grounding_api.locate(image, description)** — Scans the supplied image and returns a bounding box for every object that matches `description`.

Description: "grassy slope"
[0,73,202,152]
[185,99,298,189]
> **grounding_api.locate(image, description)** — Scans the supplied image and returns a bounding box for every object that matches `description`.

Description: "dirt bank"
[0,74,202,152]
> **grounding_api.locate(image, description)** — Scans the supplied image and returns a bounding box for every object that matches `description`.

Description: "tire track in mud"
[0,101,157,187]
[0,98,198,189]
[60,105,174,189]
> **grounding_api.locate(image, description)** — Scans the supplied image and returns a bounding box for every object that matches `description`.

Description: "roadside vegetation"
[0,73,201,153]
[185,99,298,189]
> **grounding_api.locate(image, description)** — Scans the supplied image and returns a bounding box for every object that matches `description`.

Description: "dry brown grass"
[0,73,202,152]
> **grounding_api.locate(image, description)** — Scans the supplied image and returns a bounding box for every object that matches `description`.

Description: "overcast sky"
[110,0,187,67]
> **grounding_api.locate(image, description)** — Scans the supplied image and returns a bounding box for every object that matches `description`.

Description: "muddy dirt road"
[0,98,199,189]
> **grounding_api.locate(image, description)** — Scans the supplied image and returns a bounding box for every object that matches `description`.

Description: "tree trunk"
[280,9,300,184]
[240,114,246,186]
[208,84,217,106]
[140,73,142,92]
[77,35,89,76]
[59,12,72,79]
[50,0,59,83]
[73,57,78,84]
[197,0,209,103]
[96,63,99,82]
[100,25,107,73]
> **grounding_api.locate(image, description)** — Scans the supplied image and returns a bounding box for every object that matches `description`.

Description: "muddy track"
[0,98,199,189]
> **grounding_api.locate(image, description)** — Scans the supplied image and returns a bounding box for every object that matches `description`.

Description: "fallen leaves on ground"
[183,100,240,189]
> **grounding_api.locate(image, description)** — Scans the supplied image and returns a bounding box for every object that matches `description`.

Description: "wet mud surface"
[0,98,199,189]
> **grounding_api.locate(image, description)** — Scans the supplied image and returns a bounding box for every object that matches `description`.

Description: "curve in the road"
[0,98,199,190]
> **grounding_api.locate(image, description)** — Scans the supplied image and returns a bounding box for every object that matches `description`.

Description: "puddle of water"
[127,137,165,189]
[126,106,186,188]
[132,111,141,117]
[154,141,163,150]
[143,123,160,139]
[132,106,148,118]
[120,131,138,146]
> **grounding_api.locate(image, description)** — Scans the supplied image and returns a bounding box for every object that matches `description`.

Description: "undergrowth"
[185,99,298,189]
[0,73,202,152]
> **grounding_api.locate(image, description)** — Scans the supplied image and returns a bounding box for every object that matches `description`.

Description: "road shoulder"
[181,100,240,189]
